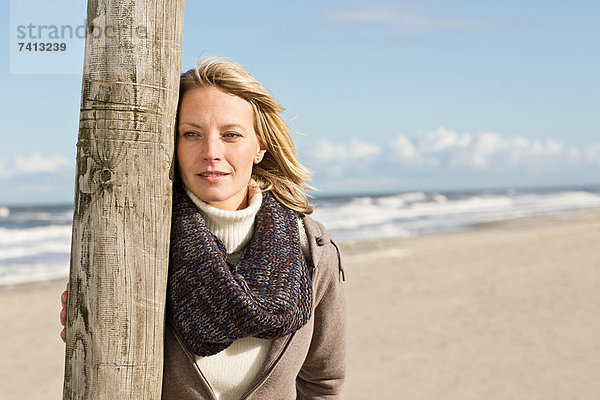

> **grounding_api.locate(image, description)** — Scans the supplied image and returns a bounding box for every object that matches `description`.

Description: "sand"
[0,279,67,398]
[1,210,599,399]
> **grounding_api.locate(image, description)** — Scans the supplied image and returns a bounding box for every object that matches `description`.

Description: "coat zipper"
[194,363,218,400]
[171,327,219,400]
[239,332,296,400]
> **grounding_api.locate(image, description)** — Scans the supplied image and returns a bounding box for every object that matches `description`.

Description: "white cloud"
[390,135,438,167]
[0,160,8,177]
[567,146,580,158]
[0,153,70,178]
[313,139,382,163]
[303,127,600,194]
[453,132,508,168]
[400,129,596,173]
[418,127,472,153]
[314,141,348,163]
[14,153,68,174]
[326,3,489,35]
[586,143,600,164]
[308,139,383,178]
[303,129,600,191]
[391,135,418,158]
[309,128,600,174]
[349,139,382,159]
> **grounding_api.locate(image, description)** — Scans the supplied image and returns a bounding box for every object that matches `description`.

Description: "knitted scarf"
[167,185,313,357]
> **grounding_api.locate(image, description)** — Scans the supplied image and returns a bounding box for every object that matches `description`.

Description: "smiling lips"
[197,171,229,182]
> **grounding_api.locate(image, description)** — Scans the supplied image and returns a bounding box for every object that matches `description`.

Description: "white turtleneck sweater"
[184,187,309,400]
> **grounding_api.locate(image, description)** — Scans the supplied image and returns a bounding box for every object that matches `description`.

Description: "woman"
[60,57,346,399]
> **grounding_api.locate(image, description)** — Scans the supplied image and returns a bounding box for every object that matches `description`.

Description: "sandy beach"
[1,209,599,399]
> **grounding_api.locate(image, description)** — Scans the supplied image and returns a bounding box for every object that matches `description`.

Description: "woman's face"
[177,86,266,211]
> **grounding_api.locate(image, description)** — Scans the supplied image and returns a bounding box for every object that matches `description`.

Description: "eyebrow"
[178,122,248,132]
[221,123,247,131]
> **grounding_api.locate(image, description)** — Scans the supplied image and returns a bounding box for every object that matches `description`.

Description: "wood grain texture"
[63,1,185,398]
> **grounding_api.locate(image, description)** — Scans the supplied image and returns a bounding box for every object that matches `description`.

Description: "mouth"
[198,172,229,177]
[196,171,230,182]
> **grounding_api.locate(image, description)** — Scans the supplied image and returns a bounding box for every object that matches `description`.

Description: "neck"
[207,188,249,211]
[184,186,262,254]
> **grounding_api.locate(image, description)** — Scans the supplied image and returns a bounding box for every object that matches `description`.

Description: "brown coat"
[161,215,347,399]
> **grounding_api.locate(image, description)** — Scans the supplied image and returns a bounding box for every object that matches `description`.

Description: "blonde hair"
[178,57,314,214]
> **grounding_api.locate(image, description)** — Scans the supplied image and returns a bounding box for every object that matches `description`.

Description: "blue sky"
[1,0,599,204]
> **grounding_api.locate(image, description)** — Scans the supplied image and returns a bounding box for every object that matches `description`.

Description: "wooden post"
[63,1,185,398]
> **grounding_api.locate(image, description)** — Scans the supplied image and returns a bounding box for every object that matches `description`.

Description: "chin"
[191,190,223,203]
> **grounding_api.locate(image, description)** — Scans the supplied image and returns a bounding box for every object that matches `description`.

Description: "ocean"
[2,185,600,286]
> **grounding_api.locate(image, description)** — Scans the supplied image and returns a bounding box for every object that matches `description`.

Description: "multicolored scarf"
[167,185,312,356]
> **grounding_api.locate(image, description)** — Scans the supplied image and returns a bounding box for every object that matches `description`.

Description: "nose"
[201,134,223,161]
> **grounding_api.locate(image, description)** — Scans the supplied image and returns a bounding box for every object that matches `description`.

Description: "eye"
[182,131,199,137]
[223,132,242,139]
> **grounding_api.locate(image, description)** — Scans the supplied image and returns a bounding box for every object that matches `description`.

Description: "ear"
[254,146,267,164]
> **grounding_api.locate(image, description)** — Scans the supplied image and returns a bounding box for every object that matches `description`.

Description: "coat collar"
[300,214,330,271]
